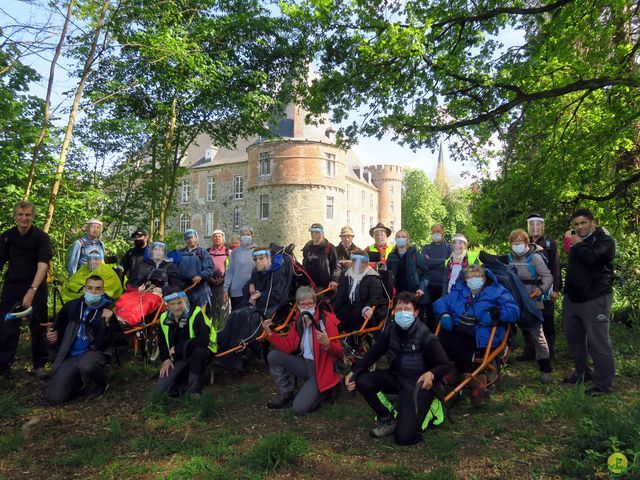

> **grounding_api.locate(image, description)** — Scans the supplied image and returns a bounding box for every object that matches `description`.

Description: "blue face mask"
[84,292,103,305]
[241,235,252,245]
[394,310,415,330]
[395,237,407,248]
[466,277,484,291]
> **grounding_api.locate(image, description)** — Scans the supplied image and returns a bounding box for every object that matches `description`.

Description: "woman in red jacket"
[262,286,343,415]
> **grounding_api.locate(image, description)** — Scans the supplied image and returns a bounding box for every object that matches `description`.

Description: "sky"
[2,1,524,186]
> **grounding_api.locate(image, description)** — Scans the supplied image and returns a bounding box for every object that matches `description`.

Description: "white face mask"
[432,233,442,242]
[511,243,527,256]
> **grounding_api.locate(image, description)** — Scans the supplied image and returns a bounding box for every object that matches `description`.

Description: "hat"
[212,229,225,238]
[87,219,102,226]
[340,226,355,236]
[131,228,149,238]
[451,233,468,244]
[309,223,324,233]
[369,222,392,237]
[183,229,198,240]
[527,213,545,223]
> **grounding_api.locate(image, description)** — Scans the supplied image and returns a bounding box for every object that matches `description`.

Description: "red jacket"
[267,310,343,392]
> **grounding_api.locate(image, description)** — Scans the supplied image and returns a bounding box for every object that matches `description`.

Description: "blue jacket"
[433,268,520,348]
[386,246,430,303]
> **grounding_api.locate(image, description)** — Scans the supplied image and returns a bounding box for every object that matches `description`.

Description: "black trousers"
[336,304,368,332]
[438,329,477,373]
[48,351,107,405]
[0,281,49,369]
[425,285,444,332]
[356,369,435,446]
[155,347,209,396]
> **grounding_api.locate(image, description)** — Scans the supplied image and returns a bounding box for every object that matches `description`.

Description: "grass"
[378,463,460,480]
[0,433,21,455]
[0,392,27,419]
[243,432,309,472]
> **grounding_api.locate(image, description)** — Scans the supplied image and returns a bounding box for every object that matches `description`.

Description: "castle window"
[346,210,351,226]
[233,206,241,230]
[258,152,273,177]
[390,220,395,232]
[361,190,365,206]
[324,153,336,178]
[390,185,394,195]
[234,175,244,200]
[370,216,373,229]
[326,196,334,220]
[390,200,395,213]
[370,193,374,209]
[260,194,269,220]
[206,176,215,202]
[346,184,351,203]
[204,211,214,236]
[361,214,365,235]
[179,213,191,232]
[181,178,190,203]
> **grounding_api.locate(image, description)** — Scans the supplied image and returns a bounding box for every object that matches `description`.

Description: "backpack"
[508,251,552,301]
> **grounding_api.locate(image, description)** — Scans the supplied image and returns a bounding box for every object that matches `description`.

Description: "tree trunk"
[157,97,177,241]
[24,0,77,200]
[42,0,111,233]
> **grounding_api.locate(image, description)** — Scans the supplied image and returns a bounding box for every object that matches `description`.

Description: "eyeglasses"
[298,301,316,309]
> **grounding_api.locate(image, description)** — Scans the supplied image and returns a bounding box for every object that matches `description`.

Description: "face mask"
[394,310,415,330]
[511,243,527,256]
[466,277,484,291]
[84,292,102,305]
[241,235,252,245]
[432,233,442,242]
[301,308,316,318]
[134,239,145,248]
[395,237,407,248]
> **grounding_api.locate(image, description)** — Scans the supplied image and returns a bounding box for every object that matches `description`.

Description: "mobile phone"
[571,229,576,235]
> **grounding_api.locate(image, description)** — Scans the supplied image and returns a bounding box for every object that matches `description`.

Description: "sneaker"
[562,370,593,384]
[540,372,553,384]
[266,392,294,410]
[585,386,612,397]
[369,418,396,438]
[87,382,109,400]
[34,367,50,380]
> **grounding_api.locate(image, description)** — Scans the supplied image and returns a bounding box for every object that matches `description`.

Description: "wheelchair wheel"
[145,330,160,363]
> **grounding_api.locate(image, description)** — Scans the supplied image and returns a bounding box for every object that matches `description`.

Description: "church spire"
[434,142,451,197]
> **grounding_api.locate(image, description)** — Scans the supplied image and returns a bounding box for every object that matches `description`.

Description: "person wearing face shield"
[329,250,389,332]
[365,223,394,264]
[67,219,106,276]
[128,241,183,291]
[120,228,149,281]
[46,276,117,405]
[62,250,123,304]
[301,223,341,290]
[523,214,561,360]
[177,229,213,310]
[421,224,452,329]
[262,286,343,414]
[387,230,430,325]
[562,208,616,396]
[344,292,451,445]
[155,287,216,397]
[223,227,256,309]
[444,233,480,295]
[434,264,520,406]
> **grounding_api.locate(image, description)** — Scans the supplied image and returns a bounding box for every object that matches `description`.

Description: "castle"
[174,104,403,250]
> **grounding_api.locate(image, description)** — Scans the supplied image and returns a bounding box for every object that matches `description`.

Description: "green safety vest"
[159,306,218,354]
[367,244,394,261]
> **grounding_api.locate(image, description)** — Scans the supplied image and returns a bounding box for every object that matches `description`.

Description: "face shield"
[253,249,272,271]
[527,218,544,237]
[150,242,167,263]
[164,291,190,319]
[87,252,104,271]
[349,254,369,274]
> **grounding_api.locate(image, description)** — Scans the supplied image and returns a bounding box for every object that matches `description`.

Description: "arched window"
[179,213,191,232]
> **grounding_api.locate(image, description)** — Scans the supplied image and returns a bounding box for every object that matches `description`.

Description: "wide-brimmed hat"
[340,226,355,237]
[369,222,392,237]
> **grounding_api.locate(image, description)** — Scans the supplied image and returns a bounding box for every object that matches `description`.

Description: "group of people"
[0,201,617,447]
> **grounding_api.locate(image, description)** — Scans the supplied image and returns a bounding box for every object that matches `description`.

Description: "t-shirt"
[0,226,53,283]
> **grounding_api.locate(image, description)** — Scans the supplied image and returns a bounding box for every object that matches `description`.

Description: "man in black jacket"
[46,276,116,405]
[562,208,616,396]
[345,292,450,446]
[120,228,149,281]
[301,223,341,290]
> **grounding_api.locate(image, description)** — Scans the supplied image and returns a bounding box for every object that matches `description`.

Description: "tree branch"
[577,171,640,201]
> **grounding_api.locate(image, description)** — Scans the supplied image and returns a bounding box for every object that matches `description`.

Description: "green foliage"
[0,392,27,418]
[401,168,446,245]
[243,432,308,472]
[52,416,125,467]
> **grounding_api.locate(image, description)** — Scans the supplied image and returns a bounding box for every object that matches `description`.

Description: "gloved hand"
[480,311,497,327]
[489,306,501,321]
[439,314,453,331]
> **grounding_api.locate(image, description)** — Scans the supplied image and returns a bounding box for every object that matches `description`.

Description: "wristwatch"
[30,286,38,291]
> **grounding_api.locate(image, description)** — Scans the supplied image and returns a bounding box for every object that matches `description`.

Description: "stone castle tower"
[176,104,404,250]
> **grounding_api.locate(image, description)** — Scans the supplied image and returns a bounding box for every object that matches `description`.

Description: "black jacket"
[158,309,210,362]
[330,270,389,323]
[564,228,615,303]
[131,259,183,290]
[302,240,341,288]
[52,297,117,371]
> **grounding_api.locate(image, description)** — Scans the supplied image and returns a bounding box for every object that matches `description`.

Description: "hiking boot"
[562,370,593,384]
[516,351,535,362]
[34,367,50,380]
[540,372,553,384]
[468,374,487,408]
[87,382,109,400]
[585,386,612,397]
[369,418,396,438]
[266,392,294,410]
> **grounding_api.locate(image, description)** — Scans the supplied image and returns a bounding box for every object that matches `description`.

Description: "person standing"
[67,219,105,275]
[120,228,149,281]
[207,229,231,324]
[365,222,394,264]
[223,227,256,309]
[0,201,53,379]
[562,208,616,396]
[301,223,341,290]
[335,226,359,275]
[421,223,451,330]
[178,230,213,310]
